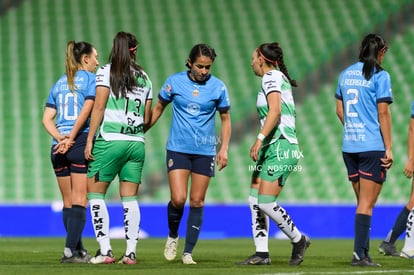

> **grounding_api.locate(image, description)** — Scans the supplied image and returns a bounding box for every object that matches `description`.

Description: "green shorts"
[252,139,300,185]
[87,137,145,184]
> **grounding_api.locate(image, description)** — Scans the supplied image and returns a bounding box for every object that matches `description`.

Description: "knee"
[189,199,204,208]
[171,197,186,208]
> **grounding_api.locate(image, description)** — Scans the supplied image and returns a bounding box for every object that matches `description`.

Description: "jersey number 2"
[346,89,358,118]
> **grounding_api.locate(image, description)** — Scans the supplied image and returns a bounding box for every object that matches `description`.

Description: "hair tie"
[257,48,277,65]
[129,46,137,52]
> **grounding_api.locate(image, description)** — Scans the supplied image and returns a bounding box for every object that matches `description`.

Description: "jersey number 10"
[58,93,78,121]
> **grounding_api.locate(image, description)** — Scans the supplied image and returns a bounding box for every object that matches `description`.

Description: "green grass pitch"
[1,238,414,275]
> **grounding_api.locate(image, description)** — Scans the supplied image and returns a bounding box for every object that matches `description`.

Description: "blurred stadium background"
[0,0,413,238]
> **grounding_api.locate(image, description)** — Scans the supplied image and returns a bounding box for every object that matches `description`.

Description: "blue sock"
[62,207,70,231]
[184,206,203,254]
[65,205,86,252]
[167,201,184,238]
[354,213,371,259]
[389,207,410,243]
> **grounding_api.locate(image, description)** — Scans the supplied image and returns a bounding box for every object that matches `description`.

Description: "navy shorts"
[50,132,88,177]
[342,151,387,183]
[166,150,215,177]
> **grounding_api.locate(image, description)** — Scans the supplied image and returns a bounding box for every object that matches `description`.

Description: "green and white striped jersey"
[256,69,297,145]
[96,64,153,142]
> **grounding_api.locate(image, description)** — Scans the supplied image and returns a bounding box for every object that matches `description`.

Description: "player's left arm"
[378,101,393,169]
[217,110,231,171]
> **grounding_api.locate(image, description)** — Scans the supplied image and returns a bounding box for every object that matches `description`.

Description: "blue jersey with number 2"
[46,70,96,144]
[335,61,392,153]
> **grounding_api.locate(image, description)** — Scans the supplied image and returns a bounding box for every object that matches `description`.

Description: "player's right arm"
[42,107,67,143]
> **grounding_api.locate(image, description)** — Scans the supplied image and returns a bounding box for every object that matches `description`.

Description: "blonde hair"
[65,40,94,92]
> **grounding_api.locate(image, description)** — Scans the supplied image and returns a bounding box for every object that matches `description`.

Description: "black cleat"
[237,254,271,265]
[289,234,311,265]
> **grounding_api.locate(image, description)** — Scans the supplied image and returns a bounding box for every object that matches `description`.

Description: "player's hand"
[53,136,73,154]
[84,141,94,161]
[403,159,414,178]
[380,149,393,170]
[250,140,262,162]
[216,148,228,171]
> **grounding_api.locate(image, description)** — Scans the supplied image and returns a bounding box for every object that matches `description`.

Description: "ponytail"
[258,42,297,87]
[359,34,387,80]
[65,40,95,92]
[65,41,77,92]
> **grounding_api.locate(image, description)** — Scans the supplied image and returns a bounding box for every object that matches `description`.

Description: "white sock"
[259,201,301,243]
[403,208,414,252]
[249,195,269,252]
[89,198,112,254]
[122,197,140,255]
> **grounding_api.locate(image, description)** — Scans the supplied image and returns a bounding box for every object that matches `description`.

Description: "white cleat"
[182,253,197,265]
[164,236,178,261]
[400,249,414,259]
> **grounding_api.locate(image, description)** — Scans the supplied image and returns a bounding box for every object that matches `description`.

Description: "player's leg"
[164,151,191,261]
[117,141,145,264]
[63,172,88,261]
[257,141,309,265]
[353,177,382,264]
[258,180,309,265]
[351,151,384,267]
[87,139,118,264]
[238,179,270,265]
[62,132,91,260]
[181,171,210,264]
[118,181,140,264]
[401,207,414,258]
[380,178,414,256]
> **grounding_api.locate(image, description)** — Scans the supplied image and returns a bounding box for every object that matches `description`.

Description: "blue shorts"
[50,132,88,177]
[342,151,387,183]
[166,150,215,177]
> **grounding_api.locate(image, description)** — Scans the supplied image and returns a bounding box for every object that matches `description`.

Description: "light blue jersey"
[411,101,414,118]
[335,62,392,153]
[46,70,96,144]
[159,71,230,155]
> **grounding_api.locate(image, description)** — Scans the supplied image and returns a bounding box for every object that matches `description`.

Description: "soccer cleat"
[61,254,90,264]
[351,255,381,267]
[89,249,116,264]
[400,249,414,259]
[118,252,137,264]
[289,234,311,265]
[378,241,399,256]
[237,254,271,265]
[182,253,197,264]
[164,236,178,261]
[76,249,92,262]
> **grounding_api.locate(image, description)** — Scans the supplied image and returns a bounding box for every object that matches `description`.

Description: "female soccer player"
[238,42,310,266]
[84,31,152,265]
[147,43,231,264]
[379,99,414,258]
[335,33,393,267]
[42,40,99,263]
